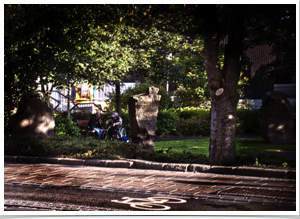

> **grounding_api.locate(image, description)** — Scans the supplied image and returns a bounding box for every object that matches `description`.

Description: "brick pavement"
[4,163,296,206]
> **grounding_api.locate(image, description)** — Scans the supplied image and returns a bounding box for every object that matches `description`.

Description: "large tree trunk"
[202,5,246,165]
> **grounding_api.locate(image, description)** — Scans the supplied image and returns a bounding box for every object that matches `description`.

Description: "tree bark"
[202,5,246,165]
[115,82,122,117]
[67,86,70,117]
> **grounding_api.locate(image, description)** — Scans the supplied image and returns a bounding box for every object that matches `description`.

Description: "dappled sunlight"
[18,113,55,135]
[276,125,285,131]
[20,116,35,128]
[154,139,210,155]
[268,124,274,128]
[264,149,282,152]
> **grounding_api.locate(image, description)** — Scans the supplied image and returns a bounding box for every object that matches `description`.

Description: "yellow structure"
[73,83,94,103]
[71,83,108,112]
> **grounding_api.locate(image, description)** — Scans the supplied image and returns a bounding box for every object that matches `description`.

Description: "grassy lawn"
[152,138,296,169]
[154,138,296,157]
[154,139,211,156]
[4,135,296,169]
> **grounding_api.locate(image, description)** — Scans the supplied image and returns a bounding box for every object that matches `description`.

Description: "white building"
[49,82,136,113]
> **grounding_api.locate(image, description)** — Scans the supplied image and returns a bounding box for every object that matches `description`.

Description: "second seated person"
[105,112,122,138]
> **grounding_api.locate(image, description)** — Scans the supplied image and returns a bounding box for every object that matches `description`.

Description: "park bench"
[76,119,128,141]
[76,120,96,136]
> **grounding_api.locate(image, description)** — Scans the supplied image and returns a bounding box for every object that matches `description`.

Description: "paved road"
[4,162,296,212]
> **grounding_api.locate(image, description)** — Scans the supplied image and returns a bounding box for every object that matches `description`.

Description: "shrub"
[65,107,261,138]
[156,110,178,136]
[110,109,178,138]
[4,135,137,159]
[176,116,210,136]
[170,107,260,136]
[54,115,81,137]
[172,107,211,120]
[121,110,131,137]
[106,80,173,111]
[236,109,260,134]
[70,111,92,120]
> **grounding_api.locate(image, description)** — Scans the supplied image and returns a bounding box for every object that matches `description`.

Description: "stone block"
[106,160,134,168]
[84,159,108,167]
[261,168,288,178]
[188,164,211,173]
[129,87,161,150]
[259,91,294,144]
[164,163,190,172]
[17,156,38,163]
[38,157,60,164]
[10,95,55,137]
[236,167,263,177]
[211,166,237,175]
[287,170,296,179]
[4,156,18,163]
[58,158,85,166]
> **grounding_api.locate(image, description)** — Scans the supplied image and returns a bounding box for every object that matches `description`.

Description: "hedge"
[66,107,261,137]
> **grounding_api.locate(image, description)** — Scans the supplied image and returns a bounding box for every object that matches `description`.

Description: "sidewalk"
[4,162,296,211]
[4,154,296,180]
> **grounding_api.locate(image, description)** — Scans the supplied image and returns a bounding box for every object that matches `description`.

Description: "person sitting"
[105,112,122,138]
[88,109,105,139]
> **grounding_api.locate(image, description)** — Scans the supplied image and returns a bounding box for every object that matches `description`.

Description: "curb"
[4,155,296,179]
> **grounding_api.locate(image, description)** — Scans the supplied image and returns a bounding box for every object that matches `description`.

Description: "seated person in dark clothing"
[88,109,105,139]
[105,112,122,138]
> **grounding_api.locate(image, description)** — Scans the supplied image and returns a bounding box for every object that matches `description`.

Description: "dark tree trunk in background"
[202,5,246,165]
[115,82,122,117]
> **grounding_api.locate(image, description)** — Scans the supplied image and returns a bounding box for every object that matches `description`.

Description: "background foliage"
[105,80,173,111]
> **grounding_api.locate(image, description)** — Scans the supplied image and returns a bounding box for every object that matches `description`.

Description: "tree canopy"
[5,4,296,162]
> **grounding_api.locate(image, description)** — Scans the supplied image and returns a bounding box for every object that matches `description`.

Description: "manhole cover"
[211,187,296,200]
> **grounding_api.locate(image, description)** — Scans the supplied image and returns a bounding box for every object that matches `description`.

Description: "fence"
[49,83,136,113]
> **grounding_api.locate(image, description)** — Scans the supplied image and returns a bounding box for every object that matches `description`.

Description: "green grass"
[152,138,296,169]
[154,139,211,156]
[235,138,296,156]
[154,138,296,157]
[5,135,296,169]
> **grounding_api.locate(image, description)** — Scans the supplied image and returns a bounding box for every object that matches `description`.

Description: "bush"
[156,110,178,136]
[176,116,210,136]
[70,111,92,120]
[236,109,260,134]
[54,115,81,137]
[121,110,131,137]
[113,107,261,138]
[169,107,260,136]
[164,107,211,136]
[172,107,211,120]
[106,80,173,111]
[4,135,137,159]
[65,107,261,138]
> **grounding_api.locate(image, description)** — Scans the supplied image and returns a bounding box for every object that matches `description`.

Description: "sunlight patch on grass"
[154,139,210,156]
[264,149,282,152]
